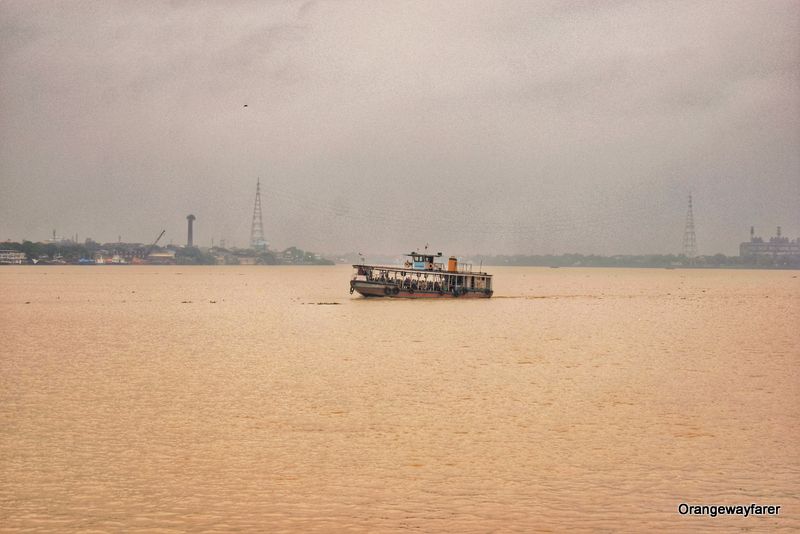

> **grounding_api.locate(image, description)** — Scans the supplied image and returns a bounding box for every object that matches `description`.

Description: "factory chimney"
[750,226,755,240]
[777,226,782,238]
[186,214,196,247]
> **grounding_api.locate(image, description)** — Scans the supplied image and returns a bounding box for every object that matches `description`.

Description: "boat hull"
[350,280,492,298]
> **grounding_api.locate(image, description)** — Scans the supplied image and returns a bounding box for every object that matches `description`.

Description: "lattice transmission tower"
[250,178,267,251]
[682,193,697,259]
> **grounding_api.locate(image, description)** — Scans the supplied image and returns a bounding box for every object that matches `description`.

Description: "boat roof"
[353,263,492,276]
[406,251,443,257]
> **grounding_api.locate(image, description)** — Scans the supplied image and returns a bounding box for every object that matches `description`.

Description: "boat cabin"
[404,251,444,271]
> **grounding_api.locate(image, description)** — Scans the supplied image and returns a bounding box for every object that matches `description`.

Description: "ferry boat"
[350,252,493,298]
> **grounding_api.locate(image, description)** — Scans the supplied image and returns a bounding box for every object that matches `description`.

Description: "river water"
[1,265,798,532]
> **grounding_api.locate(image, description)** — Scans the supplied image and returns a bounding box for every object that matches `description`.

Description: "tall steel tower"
[250,179,267,251]
[682,194,697,259]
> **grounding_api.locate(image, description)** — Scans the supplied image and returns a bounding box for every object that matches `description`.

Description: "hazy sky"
[1,0,798,255]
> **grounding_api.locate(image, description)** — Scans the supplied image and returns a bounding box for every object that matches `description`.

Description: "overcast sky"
[1,0,798,255]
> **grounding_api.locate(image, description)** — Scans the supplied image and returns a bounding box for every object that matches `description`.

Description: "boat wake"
[493,295,602,299]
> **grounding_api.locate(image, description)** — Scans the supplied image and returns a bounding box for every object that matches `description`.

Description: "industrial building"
[740,226,800,258]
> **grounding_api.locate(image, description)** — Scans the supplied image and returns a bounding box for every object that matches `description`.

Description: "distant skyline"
[1,1,798,255]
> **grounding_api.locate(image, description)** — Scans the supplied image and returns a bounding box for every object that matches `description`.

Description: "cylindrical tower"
[186,214,196,247]
[448,256,458,272]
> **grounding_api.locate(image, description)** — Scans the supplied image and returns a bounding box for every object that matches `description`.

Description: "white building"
[740,227,800,258]
[0,249,26,264]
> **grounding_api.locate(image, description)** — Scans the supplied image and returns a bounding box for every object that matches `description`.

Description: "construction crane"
[132,230,166,264]
[145,230,166,258]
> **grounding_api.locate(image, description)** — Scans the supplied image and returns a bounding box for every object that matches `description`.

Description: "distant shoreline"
[333,253,800,270]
